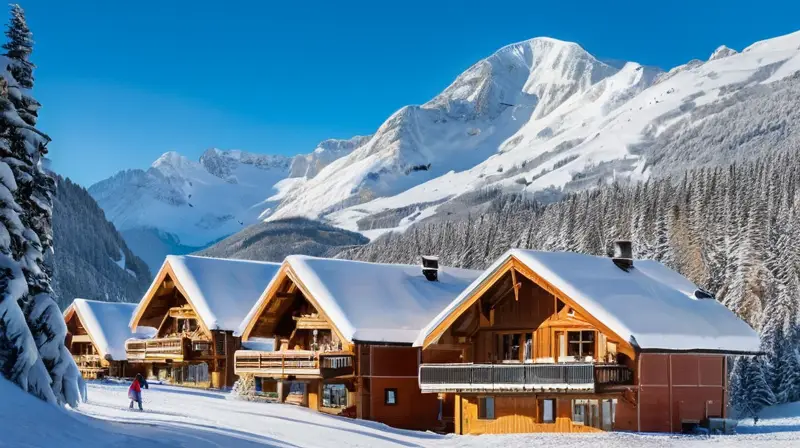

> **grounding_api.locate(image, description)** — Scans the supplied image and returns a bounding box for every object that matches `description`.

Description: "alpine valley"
[90,30,800,270]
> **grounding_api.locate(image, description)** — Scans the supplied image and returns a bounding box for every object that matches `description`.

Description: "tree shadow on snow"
[233,408,440,448]
[147,385,227,400]
[112,416,302,448]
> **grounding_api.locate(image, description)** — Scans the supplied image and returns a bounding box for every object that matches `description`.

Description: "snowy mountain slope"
[52,176,152,308]
[289,135,371,178]
[269,31,800,237]
[268,37,624,221]
[91,30,800,249]
[88,149,292,271]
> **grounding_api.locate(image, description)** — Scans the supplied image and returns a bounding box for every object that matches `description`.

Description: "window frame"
[478,396,496,420]
[384,388,398,406]
[567,330,596,360]
[541,399,556,423]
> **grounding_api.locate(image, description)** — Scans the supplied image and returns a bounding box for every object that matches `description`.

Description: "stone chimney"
[421,256,439,281]
[612,241,633,271]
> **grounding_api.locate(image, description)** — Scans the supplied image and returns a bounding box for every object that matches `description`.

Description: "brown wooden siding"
[370,346,418,377]
[457,395,602,435]
[362,346,439,430]
[370,377,440,430]
[638,353,727,432]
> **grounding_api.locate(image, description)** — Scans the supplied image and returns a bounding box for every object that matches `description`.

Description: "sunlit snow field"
[7,381,797,447]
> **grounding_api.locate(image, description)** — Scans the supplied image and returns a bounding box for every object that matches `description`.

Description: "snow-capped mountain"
[266,31,800,237]
[92,30,800,258]
[88,149,292,271]
[289,136,372,179]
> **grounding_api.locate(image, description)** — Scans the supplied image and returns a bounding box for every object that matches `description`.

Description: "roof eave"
[638,347,764,356]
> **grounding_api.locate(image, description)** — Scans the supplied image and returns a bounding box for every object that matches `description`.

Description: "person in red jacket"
[128,373,147,410]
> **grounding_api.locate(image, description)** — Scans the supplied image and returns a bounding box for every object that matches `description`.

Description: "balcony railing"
[594,364,634,388]
[419,363,632,393]
[73,354,103,369]
[234,350,353,378]
[125,337,191,362]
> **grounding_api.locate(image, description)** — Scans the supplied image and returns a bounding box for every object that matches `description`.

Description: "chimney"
[612,240,633,271]
[421,256,439,281]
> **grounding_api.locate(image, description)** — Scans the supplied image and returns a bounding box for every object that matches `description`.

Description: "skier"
[128,373,148,410]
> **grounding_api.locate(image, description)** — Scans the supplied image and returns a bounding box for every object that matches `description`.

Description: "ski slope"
[7,381,797,447]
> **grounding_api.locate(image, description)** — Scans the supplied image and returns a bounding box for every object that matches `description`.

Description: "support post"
[277,381,286,403]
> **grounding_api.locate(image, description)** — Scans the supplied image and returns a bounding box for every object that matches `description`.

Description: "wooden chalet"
[414,243,761,434]
[235,255,481,430]
[64,299,155,379]
[127,255,280,389]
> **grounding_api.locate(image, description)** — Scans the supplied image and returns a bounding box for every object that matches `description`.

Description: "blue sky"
[18,0,800,187]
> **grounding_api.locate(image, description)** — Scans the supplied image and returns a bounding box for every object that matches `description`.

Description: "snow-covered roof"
[238,255,482,344]
[132,255,281,332]
[416,249,761,353]
[67,299,156,361]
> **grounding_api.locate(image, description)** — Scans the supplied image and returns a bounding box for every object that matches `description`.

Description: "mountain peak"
[151,151,193,169]
[426,34,618,123]
[709,45,738,61]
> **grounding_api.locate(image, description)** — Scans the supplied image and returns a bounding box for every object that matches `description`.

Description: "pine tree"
[2,4,32,89]
[0,4,82,407]
[749,356,776,415]
[729,356,752,417]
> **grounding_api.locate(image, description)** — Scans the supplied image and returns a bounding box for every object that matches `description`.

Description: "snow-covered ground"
[6,380,799,447]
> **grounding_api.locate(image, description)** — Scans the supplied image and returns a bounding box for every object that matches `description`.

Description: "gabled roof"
[65,299,156,361]
[131,255,281,332]
[238,255,482,345]
[416,249,761,354]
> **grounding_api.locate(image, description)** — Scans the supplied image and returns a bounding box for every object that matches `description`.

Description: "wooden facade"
[64,304,146,380]
[236,263,441,431]
[419,255,736,434]
[65,306,112,379]
[127,262,239,389]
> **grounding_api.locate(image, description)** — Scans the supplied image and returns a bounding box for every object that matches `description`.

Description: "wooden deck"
[234,350,354,379]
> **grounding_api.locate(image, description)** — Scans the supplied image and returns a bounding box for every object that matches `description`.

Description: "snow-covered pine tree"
[729,356,752,417]
[748,356,776,416]
[0,76,56,404]
[1,4,31,89]
[780,324,800,403]
[0,3,82,407]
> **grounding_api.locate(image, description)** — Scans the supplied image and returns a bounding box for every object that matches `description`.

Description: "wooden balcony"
[125,337,198,362]
[418,363,633,393]
[73,354,105,378]
[234,350,354,379]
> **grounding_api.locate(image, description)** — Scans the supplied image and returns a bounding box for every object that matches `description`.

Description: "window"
[478,397,495,420]
[542,399,555,423]
[323,384,347,408]
[496,332,533,362]
[523,333,533,361]
[178,318,197,333]
[567,331,595,360]
[572,399,587,425]
[572,399,610,429]
[384,388,397,405]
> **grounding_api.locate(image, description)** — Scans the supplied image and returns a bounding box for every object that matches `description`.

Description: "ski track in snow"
[26,382,799,447]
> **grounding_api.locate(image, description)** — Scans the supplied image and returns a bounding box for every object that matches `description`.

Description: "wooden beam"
[275,291,294,299]
[511,268,520,302]
[130,262,213,339]
[168,307,198,319]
